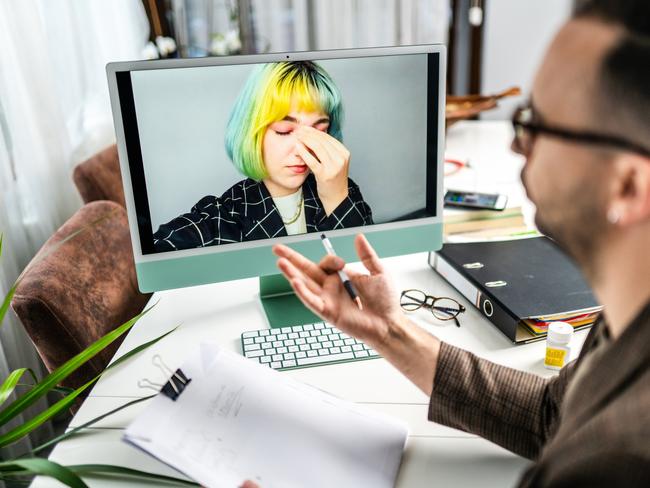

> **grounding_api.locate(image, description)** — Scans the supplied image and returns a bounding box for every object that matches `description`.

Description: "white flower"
[142,42,159,60]
[155,36,177,56]
[225,29,241,53]
[210,35,228,56]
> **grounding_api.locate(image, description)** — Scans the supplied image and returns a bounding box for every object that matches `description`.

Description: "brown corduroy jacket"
[429,303,650,487]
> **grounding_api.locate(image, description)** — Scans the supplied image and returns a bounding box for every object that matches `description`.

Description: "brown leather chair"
[73,145,126,207]
[11,201,151,389]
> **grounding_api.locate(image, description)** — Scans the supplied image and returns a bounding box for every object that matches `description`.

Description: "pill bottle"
[544,322,573,370]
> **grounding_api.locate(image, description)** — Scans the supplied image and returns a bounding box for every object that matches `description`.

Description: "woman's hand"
[273,234,405,348]
[294,126,350,216]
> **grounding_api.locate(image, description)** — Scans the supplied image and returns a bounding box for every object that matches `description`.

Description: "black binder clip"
[137,354,191,401]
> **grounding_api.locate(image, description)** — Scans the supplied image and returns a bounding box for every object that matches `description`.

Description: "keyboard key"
[368,349,379,357]
[323,341,333,348]
[311,343,322,350]
[285,339,296,346]
[297,352,354,366]
[277,347,288,354]
[267,348,276,355]
[261,343,272,349]
[328,334,340,341]
[317,336,328,343]
[310,330,321,336]
[254,337,265,343]
[307,350,318,357]
[314,323,325,329]
[296,338,306,345]
[333,340,344,347]
[299,331,310,338]
[284,352,295,360]
[306,337,317,344]
[341,346,352,352]
[329,347,341,354]
[296,351,307,359]
[304,324,314,331]
[273,341,283,348]
[260,356,271,363]
[293,325,304,332]
[270,329,281,335]
[344,338,355,345]
[271,361,282,369]
[245,350,264,358]
[288,346,299,353]
[244,343,261,351]
[318,349,328,356]
[352,344,363,351]
[243,338,254,345]
[260,330,270,336]
[278,334,288,340]
[242,331,259,338]
[272,354,283,362]
[299,344,310,351]
[288,332,299,339]
[282,360,297,368]
[354,350,369,358]
[281,327,292,334]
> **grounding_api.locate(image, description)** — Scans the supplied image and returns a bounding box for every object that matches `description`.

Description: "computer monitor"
[107,45,446,328]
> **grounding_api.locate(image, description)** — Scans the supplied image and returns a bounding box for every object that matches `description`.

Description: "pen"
[320,234,363,311]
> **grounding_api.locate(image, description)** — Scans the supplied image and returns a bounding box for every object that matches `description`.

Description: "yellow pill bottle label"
[545,347,568,369]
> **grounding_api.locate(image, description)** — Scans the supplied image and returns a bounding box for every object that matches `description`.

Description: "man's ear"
[608,153,650,226]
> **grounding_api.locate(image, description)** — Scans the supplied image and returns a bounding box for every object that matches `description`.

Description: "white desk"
[32,121,587,487]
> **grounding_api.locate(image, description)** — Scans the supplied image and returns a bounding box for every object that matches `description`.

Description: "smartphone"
[444,189,508,211]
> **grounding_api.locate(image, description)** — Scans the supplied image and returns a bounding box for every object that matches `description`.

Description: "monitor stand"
[259,274,321,329]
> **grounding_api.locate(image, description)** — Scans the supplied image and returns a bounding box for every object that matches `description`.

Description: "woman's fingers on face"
[301,127,349,161]
[273,245,326,283]
[296,129,338,168]
[294,141,321,174]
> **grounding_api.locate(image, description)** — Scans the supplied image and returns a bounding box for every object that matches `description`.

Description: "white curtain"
[251,0,449,53]
[0,0,149,462]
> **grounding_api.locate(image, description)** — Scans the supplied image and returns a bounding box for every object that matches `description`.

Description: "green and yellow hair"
[225,61,343,181]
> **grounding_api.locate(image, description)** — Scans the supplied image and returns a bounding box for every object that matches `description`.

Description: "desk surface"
[32,121,587,487]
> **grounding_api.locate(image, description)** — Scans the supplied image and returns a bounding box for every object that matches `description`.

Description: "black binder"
[428,236,602,344]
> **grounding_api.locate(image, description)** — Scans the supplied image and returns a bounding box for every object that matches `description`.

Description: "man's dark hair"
[573,0,650,149]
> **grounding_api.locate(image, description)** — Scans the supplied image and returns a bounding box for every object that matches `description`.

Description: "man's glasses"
[400,289,466,327]
[511,104,650,159]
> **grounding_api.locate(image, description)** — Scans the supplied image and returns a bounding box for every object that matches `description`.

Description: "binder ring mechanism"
[137,354,192,401]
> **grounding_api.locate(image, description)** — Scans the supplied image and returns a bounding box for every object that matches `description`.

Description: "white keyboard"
[240,322,380,371]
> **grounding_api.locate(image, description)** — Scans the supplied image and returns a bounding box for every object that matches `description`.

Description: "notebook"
[123,343,408,488]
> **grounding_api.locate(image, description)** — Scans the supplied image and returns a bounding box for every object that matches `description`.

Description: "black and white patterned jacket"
[152,174,373,252]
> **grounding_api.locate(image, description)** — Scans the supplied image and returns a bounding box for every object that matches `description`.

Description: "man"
[248,0,650,485]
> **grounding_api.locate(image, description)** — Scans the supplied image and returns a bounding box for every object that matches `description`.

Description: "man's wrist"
[375,313,441,397]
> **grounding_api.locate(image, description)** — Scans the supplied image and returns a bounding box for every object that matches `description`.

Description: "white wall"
[481,0,573,119]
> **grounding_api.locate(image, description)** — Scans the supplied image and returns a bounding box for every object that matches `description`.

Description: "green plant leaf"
[0,303,155,428]
[0,458,88,488]
[105,324,179,372]
[66,464,199,486]
[0,281,16,329]
[29,395,155,456]
[0,377,96,448]
[1,368,37,406]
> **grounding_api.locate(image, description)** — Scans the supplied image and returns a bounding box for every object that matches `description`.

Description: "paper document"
[124,343,408,488]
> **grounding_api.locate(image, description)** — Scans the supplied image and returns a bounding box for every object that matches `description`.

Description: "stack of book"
[444,206,526,237]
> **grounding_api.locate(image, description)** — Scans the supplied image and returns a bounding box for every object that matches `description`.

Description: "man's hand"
[274,234,402,348]
[294,126,350,216]
[273,234,442,396]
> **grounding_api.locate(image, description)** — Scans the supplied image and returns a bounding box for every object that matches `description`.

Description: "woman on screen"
[153,61,373,252]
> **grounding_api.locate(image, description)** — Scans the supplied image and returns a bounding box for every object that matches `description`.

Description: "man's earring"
[607,208,620,225]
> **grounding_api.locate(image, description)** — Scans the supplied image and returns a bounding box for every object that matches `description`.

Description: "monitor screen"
[108,45,445,295]
[113,49,441,256]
